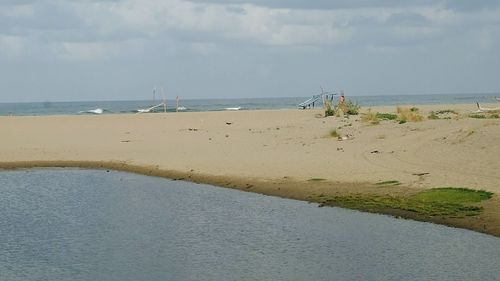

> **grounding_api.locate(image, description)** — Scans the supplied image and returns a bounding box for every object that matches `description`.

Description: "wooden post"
[176,96,179,112]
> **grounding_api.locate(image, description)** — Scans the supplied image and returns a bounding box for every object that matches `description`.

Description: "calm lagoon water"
[0,169,499,281]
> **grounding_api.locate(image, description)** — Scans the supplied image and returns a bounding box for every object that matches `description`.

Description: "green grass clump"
[469,114,486,119]
[314,187,493,218]
[308,178,327,182]
[376,113,398,120]
[376,180,401,186]
[329,129,339,138]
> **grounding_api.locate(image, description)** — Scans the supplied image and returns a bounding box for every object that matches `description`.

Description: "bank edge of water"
[1,160,498,238]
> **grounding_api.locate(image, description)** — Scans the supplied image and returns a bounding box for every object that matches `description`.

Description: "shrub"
[345,99,361,115]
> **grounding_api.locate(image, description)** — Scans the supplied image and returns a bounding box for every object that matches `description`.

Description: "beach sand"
[1,103,499,235]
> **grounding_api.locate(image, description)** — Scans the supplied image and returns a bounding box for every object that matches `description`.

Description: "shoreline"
[1,160,499,237]
[1,104,499,237]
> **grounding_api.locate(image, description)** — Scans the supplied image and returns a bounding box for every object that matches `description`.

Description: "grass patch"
[469,114,486,119]
[376,180,401,186]
[367,107,423,123]
[308,178,327,182]
[413,187,492,204]
[376,112,398,120]
[314,187,493,218]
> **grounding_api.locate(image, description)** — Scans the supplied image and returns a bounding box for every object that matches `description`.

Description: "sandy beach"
[1,103,499,235]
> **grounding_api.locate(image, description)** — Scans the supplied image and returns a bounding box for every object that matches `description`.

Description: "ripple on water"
[0,169,499,281]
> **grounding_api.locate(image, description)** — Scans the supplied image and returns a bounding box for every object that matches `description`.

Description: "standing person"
[339,91,346,115]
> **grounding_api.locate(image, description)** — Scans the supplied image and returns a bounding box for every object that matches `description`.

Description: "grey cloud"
[444,0,500,11]
[385,12,429,26]
[30,2,83,30]
[1,0,499,102]
[0,0,36,5]
[0,2,83,32]
[186,0,437,10]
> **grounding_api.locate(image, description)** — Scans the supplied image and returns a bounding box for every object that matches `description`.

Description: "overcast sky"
[1,0,499,102]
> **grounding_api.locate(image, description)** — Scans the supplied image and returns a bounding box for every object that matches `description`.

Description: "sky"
[1,0,499,102]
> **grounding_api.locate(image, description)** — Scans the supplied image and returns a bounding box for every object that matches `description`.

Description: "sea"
[0,93,498,116]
